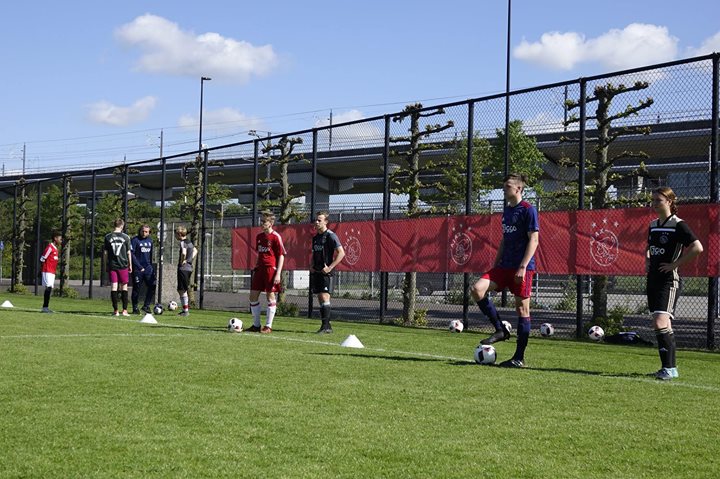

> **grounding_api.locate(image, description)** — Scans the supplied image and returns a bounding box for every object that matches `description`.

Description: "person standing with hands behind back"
[104,218,132,316]
[646,187,703,380]
[310,211,345,334]
[40,230,62,313]
[246,211,286,334]
[175,225,194,317]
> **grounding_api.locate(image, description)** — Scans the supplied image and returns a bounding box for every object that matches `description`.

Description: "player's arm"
[125,240,132,273]
[185,244,195,267]
[131,238,142,272]
[40,244,50,262]
[659,239,703,273]
[274,254,285,284]
[324,245,345,274]
[518,231,539,270]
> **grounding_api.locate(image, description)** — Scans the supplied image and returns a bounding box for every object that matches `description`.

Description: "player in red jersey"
[40,230,62,313]
[246,211,287,333]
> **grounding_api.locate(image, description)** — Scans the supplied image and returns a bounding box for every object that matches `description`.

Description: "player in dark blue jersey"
[130,224,156,314]
[646,187,703,380]
[470,173,539,368]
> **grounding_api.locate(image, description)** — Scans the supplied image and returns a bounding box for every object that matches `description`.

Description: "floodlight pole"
[199,76,211,309]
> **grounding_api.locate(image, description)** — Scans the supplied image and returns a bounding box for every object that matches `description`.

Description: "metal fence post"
[707,53,719,350]
[576,78,587,338]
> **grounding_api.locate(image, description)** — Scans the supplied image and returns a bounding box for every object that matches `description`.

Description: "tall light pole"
[198,76,211,309]
[199,77,211,156]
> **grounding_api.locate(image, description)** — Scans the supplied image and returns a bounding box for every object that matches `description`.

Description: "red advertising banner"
[231,204,720,277]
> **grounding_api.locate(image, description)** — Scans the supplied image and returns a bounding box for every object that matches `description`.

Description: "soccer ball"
[474,344,497,365]
[502,320,513,335]
[153,304,163,315]
[168,300,178,311]
[227,318,243,333]
[449,319,464,333]
[588,325,605,341]
[540,322,555,337]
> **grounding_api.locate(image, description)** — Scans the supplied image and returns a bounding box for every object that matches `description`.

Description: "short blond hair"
[175,225,187,237]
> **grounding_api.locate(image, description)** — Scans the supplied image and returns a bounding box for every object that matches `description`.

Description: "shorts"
[482,267,535,298]
[251,266,282,293]
[647,274,680,318]
[311,272,334,295]
[108,269,130,285]
[177,269,191,292]
[42,272,56,288]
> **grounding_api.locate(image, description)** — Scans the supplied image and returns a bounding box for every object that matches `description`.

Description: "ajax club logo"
[590,218,619,267]
[450,224,473,265]
[343,228,362,266]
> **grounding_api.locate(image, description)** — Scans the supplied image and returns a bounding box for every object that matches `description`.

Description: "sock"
[266,301,277,328]
[668,328,676,368]
[145,283,156,308]
[513,317,531,361]
[111,290,119,311]
[121,290,128,311]
[655,327,672,369]
[131,284,139,310]
[43,287,52,308]
[320,302,331,328]
[181,293,189,311]
[477,297,502,331]
[250,301,261,327]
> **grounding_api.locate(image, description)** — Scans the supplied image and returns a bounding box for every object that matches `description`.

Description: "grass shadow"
[309,352,445,363]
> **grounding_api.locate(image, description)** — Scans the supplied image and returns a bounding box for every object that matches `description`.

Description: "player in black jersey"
[646,187,703,380]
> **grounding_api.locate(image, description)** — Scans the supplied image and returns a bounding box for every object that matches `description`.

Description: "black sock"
[477,297,502,330]
[121,290,129,310]
[43,287,52,308]
[514,317,531,361]
[320,303,331,328]
[668,329,676,368]
[655,328,672,369]
[111,291,119,311]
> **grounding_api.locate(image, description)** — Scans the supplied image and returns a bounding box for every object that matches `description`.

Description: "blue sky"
[1,0,719,174]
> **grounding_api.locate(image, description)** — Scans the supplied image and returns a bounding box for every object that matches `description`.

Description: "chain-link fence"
[1,53,719,349]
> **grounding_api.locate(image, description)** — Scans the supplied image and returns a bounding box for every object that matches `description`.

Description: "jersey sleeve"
[676,221,698,246]
[40,243,52,262]
[526,205,540,232]
[273,233,287,257]
[329,231,342,250]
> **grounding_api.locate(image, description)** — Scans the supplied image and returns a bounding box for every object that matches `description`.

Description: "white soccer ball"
[588,325,605,341]
[540,323,555,337]
[227,318,243,333]
[474,344,497,365]
[502,320,513,335]
[153,304,164,315]
[168,300,178,311]
[449,319,464,333]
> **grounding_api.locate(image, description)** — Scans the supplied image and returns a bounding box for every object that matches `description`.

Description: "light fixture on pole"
[199,77,211,156]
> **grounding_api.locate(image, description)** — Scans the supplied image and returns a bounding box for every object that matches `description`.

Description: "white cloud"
[515,23,678,71]
[687,31,720,57]
[178,107,264,134]
[86,96,157,126]
[115,14,278,83]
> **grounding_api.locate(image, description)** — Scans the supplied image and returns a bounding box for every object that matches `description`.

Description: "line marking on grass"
[5,308,720,392]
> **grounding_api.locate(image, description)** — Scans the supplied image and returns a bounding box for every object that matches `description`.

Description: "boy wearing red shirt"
[40,230,62,313]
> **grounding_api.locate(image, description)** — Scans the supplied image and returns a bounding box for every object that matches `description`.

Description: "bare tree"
[390,103,454,325]
[10,178,30,292]
[561,81,654,320]
[258,136,308,225]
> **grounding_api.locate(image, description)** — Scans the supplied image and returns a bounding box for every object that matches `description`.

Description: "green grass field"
[1,295,719,478]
